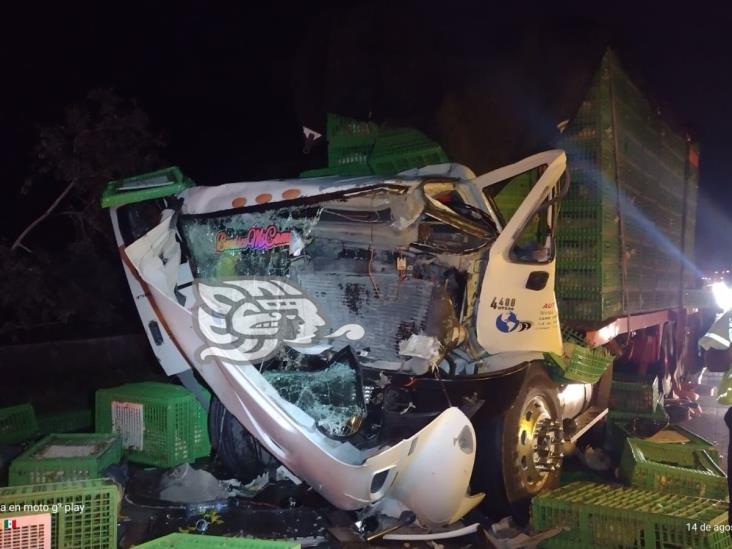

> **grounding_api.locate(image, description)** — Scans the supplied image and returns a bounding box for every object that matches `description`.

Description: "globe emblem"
[496,311,519,333]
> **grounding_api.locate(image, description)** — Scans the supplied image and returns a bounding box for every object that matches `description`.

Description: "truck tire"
[472,363,563,522]
[209,396,277,481]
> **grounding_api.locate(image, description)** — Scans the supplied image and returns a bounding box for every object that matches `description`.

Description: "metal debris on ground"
[159,464,252,502]
[577,445,611,471]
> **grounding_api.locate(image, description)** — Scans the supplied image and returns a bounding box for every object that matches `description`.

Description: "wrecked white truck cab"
[112,150,582,526]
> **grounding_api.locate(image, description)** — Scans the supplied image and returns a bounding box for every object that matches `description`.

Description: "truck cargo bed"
[495,50,699,325]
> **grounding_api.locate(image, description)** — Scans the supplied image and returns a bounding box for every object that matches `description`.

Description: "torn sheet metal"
[398,335,443,375]
[179,176,421,216]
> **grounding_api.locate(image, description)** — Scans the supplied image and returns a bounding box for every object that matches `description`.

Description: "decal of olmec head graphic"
[193,278,365,364]
[495,311,532,333]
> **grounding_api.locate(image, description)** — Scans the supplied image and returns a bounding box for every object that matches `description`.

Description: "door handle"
[526,271,549,291]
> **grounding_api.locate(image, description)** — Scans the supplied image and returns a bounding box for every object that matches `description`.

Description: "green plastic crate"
[545,342,613,384]
[0,479,118,549]
[101,166,195,208]
[531,482,731,548]
[620,437,728,500]
[325,113,378,174]
[9,433,122,486]
[368,128,449,175]
[136,533,300,548]
[38,410,93,435]
[556,261,622,293]
[327,144,374,173]
[0,403,39,444]
[556,289,623,323]
[604,409,669,455]
[95,382,210,468]
[327,112,379,143]
[610,378,662,414]
[657,425,720,462]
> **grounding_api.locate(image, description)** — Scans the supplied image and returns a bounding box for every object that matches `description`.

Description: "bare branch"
[11,180,77,252]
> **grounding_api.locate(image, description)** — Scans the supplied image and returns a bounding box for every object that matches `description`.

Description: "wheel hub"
[515,396,564,489]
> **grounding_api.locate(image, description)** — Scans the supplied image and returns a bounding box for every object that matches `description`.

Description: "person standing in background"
[699,310,732,529]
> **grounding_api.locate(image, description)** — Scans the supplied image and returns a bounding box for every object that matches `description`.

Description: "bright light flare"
[712,282,732,311]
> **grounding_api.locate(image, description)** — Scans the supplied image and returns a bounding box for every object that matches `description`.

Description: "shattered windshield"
[262,354,365,439]
[180,206,322,279]
[179,182,496,281]
[179,183,494,430]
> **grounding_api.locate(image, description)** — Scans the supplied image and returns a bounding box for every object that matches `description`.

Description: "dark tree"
[1,89,166,341]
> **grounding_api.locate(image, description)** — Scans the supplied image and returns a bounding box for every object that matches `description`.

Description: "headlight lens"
[712,282,732,312]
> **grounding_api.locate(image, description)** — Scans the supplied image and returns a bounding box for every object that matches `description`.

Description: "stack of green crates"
[301,113,449,177]
[9,433,121,486]
[556,49,699,323]
[95,382,210,468]
[368,128,449,175]
[137,533,300,548]
[531,481,731,548]
[0,403,39,444]
[610,378,662,414]
[0,479,118,549]
[620,436,728,500]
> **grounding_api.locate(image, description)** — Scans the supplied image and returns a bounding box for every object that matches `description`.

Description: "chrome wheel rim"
[515,395,564,491]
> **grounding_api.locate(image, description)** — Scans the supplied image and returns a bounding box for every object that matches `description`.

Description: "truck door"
[469,150,567,355]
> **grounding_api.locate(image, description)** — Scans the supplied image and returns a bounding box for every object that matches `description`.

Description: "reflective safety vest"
[717,367,732,405]
[700,310,732,351]
[698,311,732,404]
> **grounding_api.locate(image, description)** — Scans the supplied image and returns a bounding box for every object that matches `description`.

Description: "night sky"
[2,3,731,269]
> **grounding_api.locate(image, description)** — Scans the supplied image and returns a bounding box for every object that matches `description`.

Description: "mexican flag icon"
[2,519,17,528]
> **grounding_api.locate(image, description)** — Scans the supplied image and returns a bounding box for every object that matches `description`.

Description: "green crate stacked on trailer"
[0,479,118,549]
[95,382,210,468]
[491,171,536,224]
[531,482,731,548]
[0,403,39,444]
[9,433,122,486]
[556,50,699,323]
